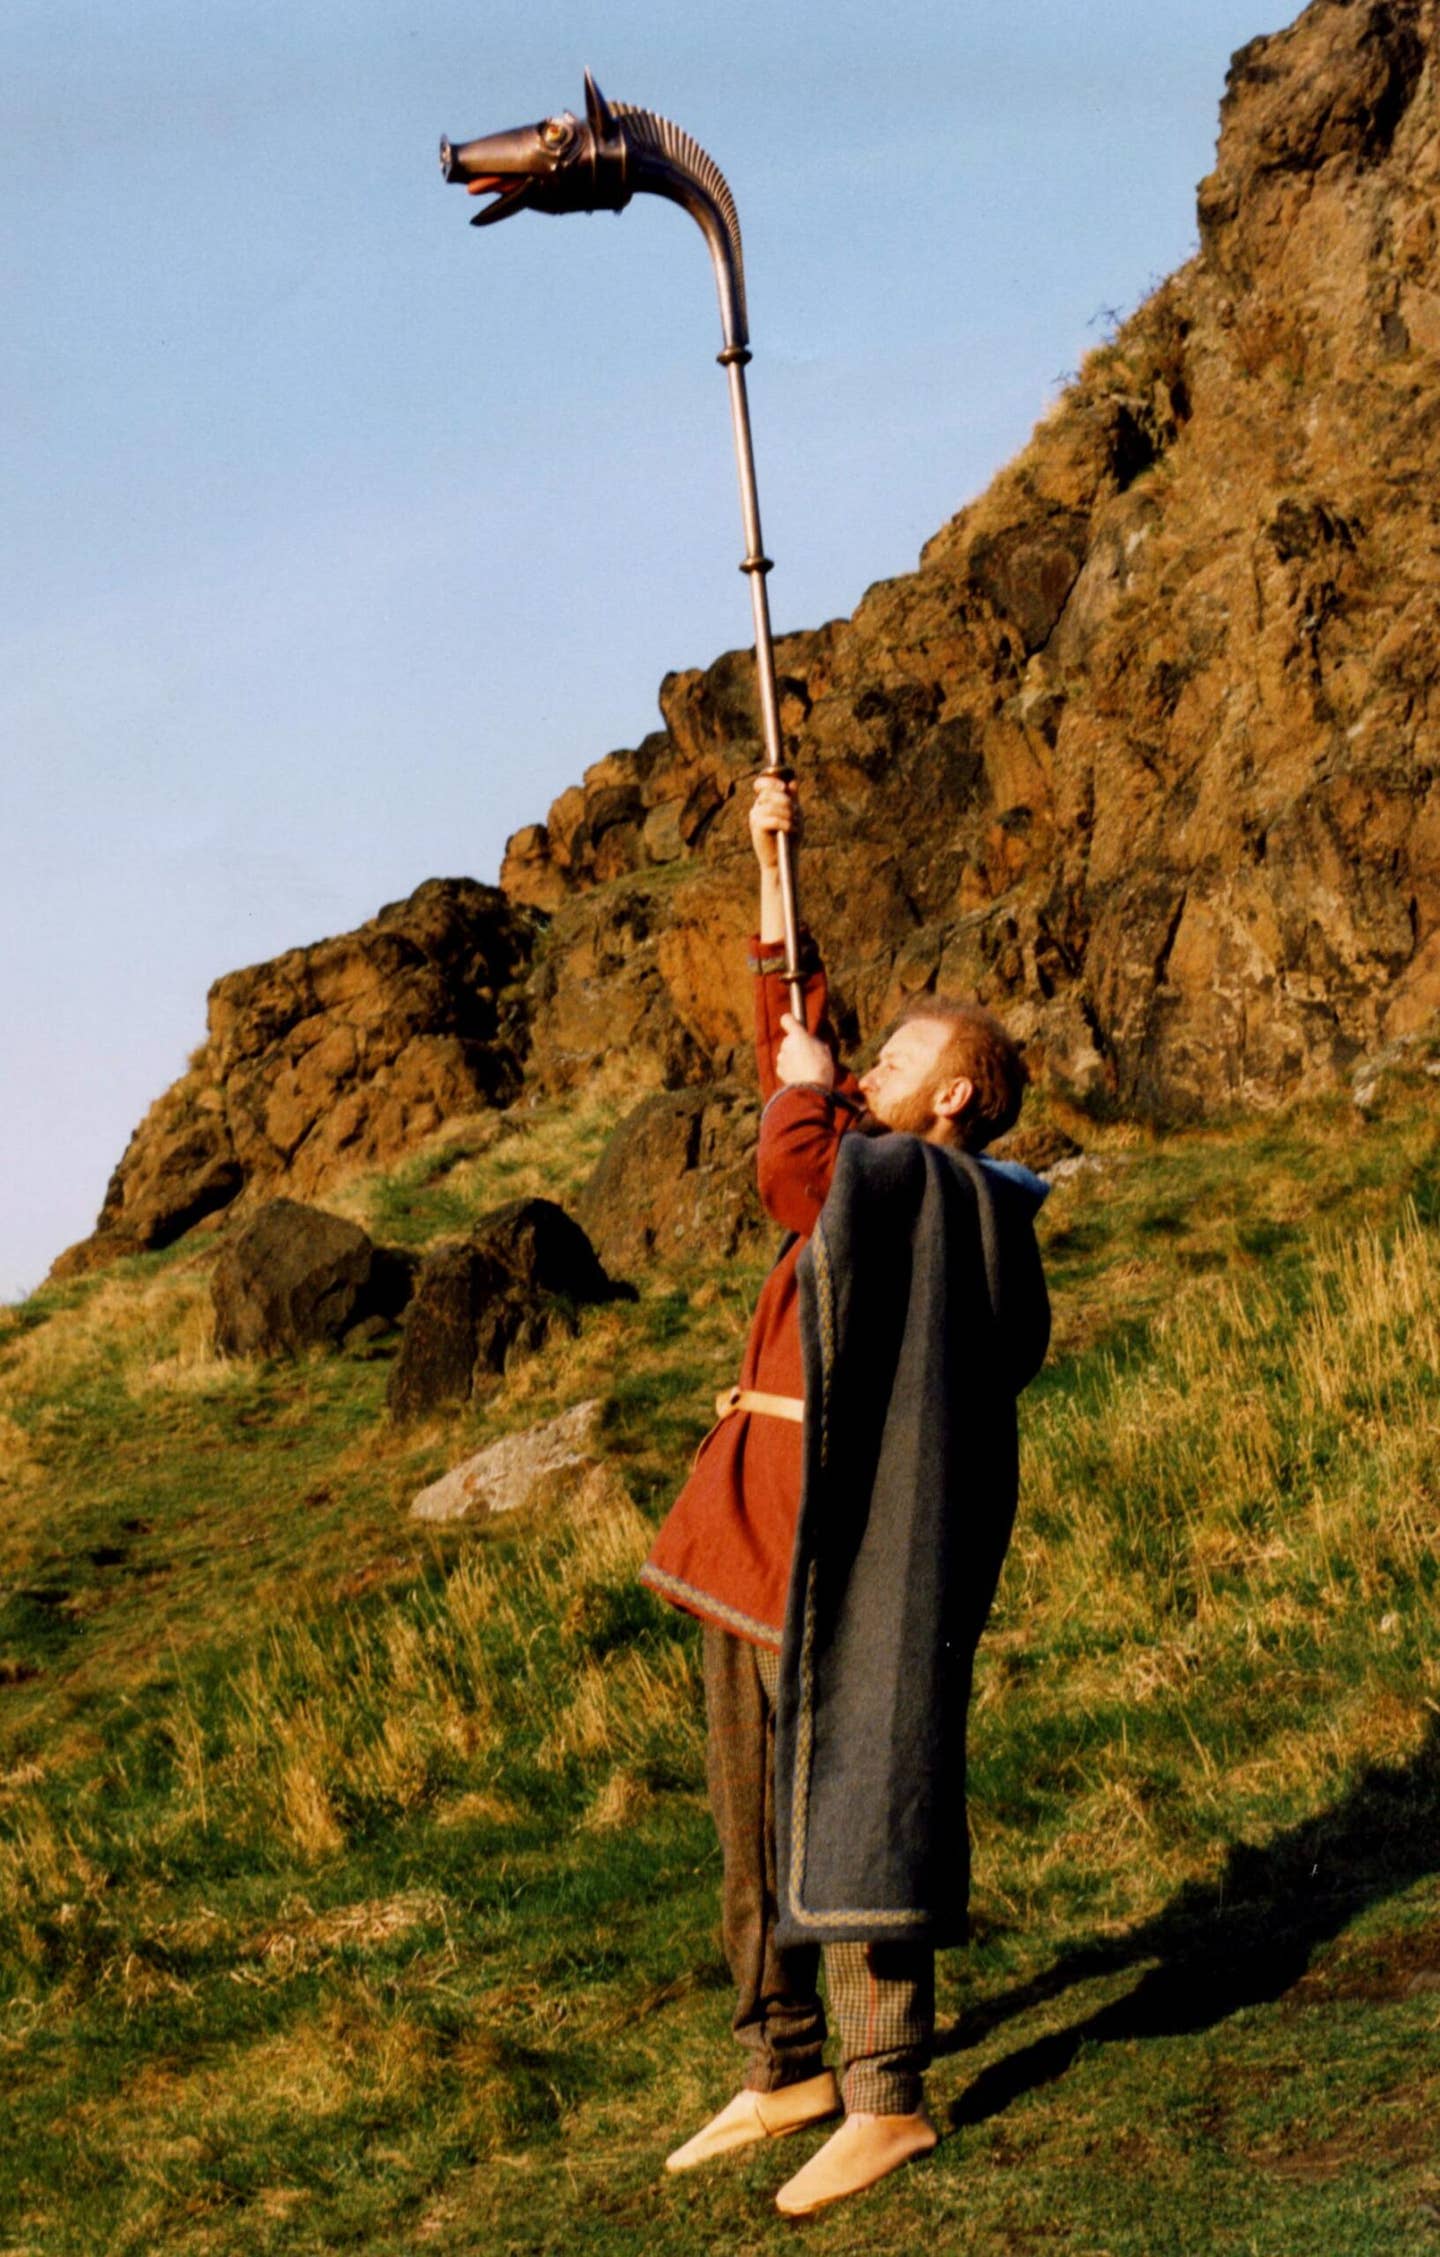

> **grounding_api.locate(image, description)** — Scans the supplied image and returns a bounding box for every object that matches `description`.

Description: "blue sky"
[3,0,1291,1298]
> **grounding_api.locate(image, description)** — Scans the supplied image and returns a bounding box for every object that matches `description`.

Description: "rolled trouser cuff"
[842,2064,926,2114]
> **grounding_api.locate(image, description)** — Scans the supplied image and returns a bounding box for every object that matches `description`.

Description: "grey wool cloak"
[773,1133,1050,1949]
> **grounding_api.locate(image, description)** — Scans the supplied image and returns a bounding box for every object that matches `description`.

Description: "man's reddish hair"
[896,998,1027,1150]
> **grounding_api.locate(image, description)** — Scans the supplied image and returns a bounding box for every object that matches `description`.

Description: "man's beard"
[868,1086,940,1138]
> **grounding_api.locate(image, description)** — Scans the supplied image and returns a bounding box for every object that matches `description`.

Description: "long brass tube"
[439,81,803,1011]
[719,344,804,1019]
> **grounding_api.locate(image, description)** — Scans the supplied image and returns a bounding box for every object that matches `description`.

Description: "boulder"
[384,1243,480,1416]
[211,1199,414,1358]
[577,1083,764,1275]
[387,1198,623,1421]
[409,1398,605,1520]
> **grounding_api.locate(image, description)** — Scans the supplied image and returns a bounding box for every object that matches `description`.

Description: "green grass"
[1,1074,1437,2254]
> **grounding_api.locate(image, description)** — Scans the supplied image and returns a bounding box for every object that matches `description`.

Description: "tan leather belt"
[714,1383,804,1425]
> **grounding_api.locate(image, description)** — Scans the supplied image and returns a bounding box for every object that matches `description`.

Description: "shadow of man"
[941,1710,1440,2128]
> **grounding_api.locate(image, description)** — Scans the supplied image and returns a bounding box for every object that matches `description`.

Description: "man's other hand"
[776,1012,835,1090]
[750,773,801,871]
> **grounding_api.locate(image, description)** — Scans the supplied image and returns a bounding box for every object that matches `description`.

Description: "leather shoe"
[664,2071,842,2172]
[774,2107,938,2214]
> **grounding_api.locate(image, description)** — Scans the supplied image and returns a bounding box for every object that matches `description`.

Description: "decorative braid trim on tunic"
[638,1562,782,1649]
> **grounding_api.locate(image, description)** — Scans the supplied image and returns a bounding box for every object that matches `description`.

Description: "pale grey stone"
[409,1398,605,1522]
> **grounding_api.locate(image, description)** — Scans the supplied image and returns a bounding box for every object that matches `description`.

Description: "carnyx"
[441,69,750,350]
[440,68,806,1010]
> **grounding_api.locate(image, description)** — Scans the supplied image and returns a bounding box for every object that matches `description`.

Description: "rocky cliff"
[55,0,1440,1276]
[54,882,536,1277]
[506,0,1440,1117]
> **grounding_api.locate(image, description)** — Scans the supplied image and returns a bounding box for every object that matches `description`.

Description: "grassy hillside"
[1,1058,1437,2256]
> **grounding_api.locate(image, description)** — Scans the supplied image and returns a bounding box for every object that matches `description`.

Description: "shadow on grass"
[943,1715,1440,2128]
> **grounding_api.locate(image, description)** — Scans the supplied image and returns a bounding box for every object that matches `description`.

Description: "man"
[640,773,1051,2216]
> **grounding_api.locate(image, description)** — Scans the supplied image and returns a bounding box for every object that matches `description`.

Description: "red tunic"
[639,938,862,1647]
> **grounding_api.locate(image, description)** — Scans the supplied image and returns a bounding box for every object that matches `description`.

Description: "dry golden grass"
[1,1081,1435,2257]
[431,1787,521,1830]
[968,1202,1440,1936]
[91,1457,702,1870]
[580,1768,657,1832]
[0,1411,44,1494]
[0,1801,108,1972]
[127,1281,245,1397]
[0,1266,234,1413]
[331,1088,625,1243]
[543,1643,702,1770]
[1019,1204,1438,1621]
[242,1889,452,1971]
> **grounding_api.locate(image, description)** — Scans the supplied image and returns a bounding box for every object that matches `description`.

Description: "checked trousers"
[702,1624,933,2115]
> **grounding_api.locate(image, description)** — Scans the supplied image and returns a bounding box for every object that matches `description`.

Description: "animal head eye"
[540,114,575,154]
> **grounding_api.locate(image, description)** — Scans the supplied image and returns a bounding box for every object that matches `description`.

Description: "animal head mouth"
[460,170,542,227]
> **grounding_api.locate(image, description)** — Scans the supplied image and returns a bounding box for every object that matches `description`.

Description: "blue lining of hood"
[977,1155,1052,1211]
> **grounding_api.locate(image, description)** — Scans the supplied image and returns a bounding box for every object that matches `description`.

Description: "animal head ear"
[584,70,616,140]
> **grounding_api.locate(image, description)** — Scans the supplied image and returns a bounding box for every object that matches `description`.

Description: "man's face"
[858,1017,965,1138]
